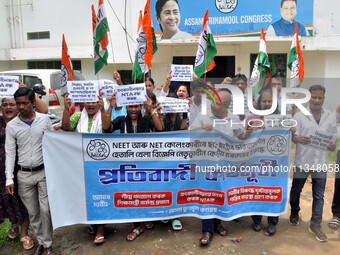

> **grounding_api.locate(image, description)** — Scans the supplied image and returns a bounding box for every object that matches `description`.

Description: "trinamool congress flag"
[143,0,157,70]
[132,11,148,81]
[61,34,74,96]
[93,0,109,75]
[249,28,271,95]
[194,10,217,78]
[288,24,304,88]
[132,0,158,81]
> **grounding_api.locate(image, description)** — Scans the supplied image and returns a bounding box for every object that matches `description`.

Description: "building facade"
[0,0,339,109]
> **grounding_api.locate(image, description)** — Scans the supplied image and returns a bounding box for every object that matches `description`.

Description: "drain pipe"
[10,0,17,48]
[19,0,25,48]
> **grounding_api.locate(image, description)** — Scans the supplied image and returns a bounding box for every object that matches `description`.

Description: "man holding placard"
[290,85,338,242]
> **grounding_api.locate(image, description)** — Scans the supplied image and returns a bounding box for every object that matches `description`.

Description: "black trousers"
[331,150,340,218]
[251,215,279,225]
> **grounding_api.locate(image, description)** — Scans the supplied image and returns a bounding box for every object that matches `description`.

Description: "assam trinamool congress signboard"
[151,0,313,39]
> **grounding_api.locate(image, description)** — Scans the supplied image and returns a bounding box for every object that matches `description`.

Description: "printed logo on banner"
[86,139,110,160]
[267,135,287,156]
[215,0,238,14]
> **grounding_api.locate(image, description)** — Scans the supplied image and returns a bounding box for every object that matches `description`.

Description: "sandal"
[199,232,212,245]
[126,226,144,242]
[8,224,19,239]
[94,235,105,244]
[20,236,34,250]
[171,219,182,231]
[144,221,154,230]
[328,217,340,230]
[215,224,228,236]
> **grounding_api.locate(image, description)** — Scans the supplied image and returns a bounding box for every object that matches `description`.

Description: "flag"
[249,28,271,95]
[142,0,157,69]
[132,0,157,81]
[93,0,110,75]
[61,34,74,96]
[288,24,304,87]
[194,10,217,78]
[132,10,147,81]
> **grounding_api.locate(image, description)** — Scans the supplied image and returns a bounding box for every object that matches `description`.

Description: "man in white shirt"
[289,85,337,242]
[190,90,251,246]
[6,87,53,255]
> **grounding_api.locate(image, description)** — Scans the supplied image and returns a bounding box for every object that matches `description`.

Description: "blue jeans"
[290,167,327,226]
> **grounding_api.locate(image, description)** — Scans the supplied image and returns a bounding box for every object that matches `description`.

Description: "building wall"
[0,0,339,109]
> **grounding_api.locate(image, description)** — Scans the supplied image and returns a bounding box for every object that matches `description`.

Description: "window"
[23,76,43,89]
[28,60,82,71]
[27,31,50,40]
[173,56,235,84]
[250,53,287,85]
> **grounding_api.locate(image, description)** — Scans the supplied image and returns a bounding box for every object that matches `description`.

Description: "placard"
[307,128,337,151]
[158,96,189,113]
[115,83,146,107]
[67,80,99,103]
[0,75,19,98]
[98,79,116,99]
[171,65,193,82]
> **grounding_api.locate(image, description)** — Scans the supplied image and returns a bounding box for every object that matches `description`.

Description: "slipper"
[161,220,169,224]
[126,226,144,242]
[215,224,228,236]
[144,221,154,230]
[94,235,105,244]
[328,217,340,230]
[199,232,212,245]
[8,224,19,239]
[171,219,182,231]
[20,236,34,250]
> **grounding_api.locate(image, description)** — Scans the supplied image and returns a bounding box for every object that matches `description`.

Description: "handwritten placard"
[171,64,193,82]
[0,75,19,98]
[116,83,146,107]
[307,128,337,151]
[158,96,189,113]
[98,79,116,99]
[67,80,99,103]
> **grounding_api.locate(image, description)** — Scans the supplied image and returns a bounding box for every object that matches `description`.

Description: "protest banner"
[158,96,189,113]
[115,83,146,107]
[171,64,193,82]
[0,75,19,97]
[43,128,290,229]
[67,80,99,103]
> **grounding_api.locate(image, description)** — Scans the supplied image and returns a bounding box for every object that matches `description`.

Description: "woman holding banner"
[102,92,163,241]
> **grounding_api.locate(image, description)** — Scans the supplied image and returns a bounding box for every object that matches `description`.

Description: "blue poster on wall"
[150,0,313,39]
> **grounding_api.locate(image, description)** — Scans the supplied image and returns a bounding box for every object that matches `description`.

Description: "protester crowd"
[1,70,340,255]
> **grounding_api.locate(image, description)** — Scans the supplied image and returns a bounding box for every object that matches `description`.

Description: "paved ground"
[2,177,340,255]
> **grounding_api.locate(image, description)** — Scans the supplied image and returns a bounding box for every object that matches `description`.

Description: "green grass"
[0,220,21,253]
[329,138,340,163]
[0,219,10,249]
